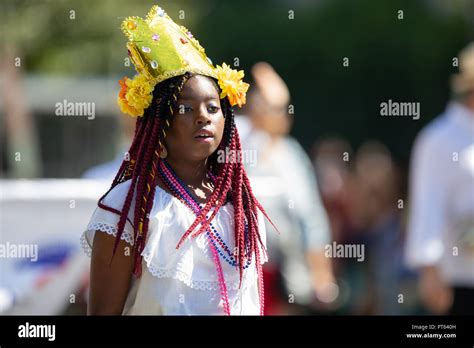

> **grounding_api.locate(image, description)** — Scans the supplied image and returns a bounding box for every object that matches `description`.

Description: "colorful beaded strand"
[158,160,233,315]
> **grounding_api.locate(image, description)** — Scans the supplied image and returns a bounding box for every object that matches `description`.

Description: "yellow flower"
[117,74,155,117]
[215,63,249,108]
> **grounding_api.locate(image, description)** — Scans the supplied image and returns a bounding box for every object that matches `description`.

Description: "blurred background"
[0,0,473,315]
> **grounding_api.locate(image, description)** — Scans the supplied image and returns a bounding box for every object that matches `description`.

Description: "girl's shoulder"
[100,179,173,212]
[100,180,134,209]
[81,180,176,256]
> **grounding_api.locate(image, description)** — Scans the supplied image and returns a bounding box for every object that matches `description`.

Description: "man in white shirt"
[405,42,474,314]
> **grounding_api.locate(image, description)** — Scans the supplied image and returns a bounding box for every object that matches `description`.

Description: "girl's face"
[164,75,225,162]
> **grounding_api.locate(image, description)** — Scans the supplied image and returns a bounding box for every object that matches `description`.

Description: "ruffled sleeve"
[80,180,137,257]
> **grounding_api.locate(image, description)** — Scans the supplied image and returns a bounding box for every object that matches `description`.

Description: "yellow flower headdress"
[117,5,249,117]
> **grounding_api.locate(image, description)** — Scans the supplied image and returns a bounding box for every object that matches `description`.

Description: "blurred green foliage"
[2,0,473,165]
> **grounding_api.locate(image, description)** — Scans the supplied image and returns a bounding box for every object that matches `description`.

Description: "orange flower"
[118,77,128,99]
[215,63,249,108]
[117,75,155,117]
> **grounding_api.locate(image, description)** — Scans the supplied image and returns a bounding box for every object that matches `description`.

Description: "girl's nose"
[195,107,212,125]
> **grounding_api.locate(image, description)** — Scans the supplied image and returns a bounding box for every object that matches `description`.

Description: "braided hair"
[98,72,276,285]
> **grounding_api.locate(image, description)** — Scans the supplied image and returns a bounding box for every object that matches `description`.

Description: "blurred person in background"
[237,62,338,314]
[314,139,412,314]
[311,137,355,313]
[313,138,421,315]
[405,42,474,315]
[311,137,353,247]
[348,142,410,314]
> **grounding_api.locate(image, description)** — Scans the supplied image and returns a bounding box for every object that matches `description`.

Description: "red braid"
[132,106,163,274]
[111,113,156,259]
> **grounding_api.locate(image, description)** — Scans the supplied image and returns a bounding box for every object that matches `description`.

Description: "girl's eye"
[208,105,220,114]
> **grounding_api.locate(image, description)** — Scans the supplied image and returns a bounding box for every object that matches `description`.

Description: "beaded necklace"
[157,159,255,315]
[159,160,252,267]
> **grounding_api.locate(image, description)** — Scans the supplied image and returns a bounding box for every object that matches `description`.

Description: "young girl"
[80,5,274,315]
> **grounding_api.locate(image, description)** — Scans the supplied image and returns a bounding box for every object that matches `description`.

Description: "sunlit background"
[1,0,473,315]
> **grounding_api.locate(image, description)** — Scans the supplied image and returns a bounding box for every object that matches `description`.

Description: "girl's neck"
[164,157,208,187]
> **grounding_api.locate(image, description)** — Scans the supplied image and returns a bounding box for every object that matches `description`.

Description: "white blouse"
[80,180,267,315]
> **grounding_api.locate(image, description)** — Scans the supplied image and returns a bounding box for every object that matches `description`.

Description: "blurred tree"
[1,0,473,173]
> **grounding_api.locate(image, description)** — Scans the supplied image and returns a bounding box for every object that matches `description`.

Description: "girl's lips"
[193,128,214,143]
[193,128,214,138]
[194,136,214,143]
